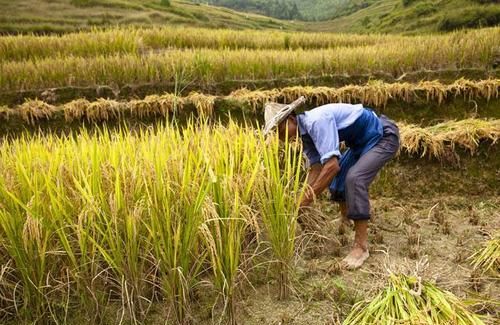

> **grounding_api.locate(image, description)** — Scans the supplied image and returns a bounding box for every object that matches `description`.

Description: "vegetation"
[0,26,415,62]
[0,0,290,35]
[0,2,499,323]
[1,27,498,92]
[438,6,500,31]
[0,122,305,323]
[3,79,498,124]
[1,0,498,35]
[306,0,500,33]
[470,234,500,275]
[192,0,303,20]
[398,118,500,159]
[344,272,485,324]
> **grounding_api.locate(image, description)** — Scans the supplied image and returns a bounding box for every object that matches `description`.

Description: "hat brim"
[263,96,306,135]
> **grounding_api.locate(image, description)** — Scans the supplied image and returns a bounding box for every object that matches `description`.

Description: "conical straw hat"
[263,96,306,135]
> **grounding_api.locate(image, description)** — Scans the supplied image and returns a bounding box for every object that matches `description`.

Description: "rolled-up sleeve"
[307,119,341,165]
[302,135,321,166]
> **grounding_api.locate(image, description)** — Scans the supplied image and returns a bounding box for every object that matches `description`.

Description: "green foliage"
[438,7,500,31]
[160,0,171,6]
[413,2,437,17]
[402,0,417,6]
[193,0,303,20]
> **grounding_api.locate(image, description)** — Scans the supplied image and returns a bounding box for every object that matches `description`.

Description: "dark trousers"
[344,116,400,220]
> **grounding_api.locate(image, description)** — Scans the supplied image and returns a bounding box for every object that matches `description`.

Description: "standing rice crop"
[257,131,305,300]
[1,29,498,92]
[200,122,261,324]
[0,121,307,323]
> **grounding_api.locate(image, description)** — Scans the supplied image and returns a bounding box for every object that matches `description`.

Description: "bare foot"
[342,245,369,270]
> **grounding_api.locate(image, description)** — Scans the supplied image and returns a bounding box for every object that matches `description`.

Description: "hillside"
[300,0,500,33]
[0,0,292,34]
[191,0,374,21]
[190,0,500,33]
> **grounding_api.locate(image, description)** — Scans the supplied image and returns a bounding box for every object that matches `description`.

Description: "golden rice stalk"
[418,80,448,105]
[399,124,445,158]
[3,79,499,124]
[63,98,91,122]
[344,272,486,325]
[475,79,499,101]
[129,93,184,118]
[228,88,280,112]
[0,106,13,120]
[17,100,55,125]
[186,92,216,117]
[399,119,500,159]
[428,118,500,153]
[22,214,42,249]
[85,99,124,122]
[451,78,499,102]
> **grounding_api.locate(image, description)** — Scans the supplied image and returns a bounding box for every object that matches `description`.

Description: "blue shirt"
[297,103,382,166]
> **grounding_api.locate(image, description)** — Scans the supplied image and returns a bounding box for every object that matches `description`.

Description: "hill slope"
[189,0,500,33]
[0,0,292,34]
[191,0,373,21]
[301,0,500,33]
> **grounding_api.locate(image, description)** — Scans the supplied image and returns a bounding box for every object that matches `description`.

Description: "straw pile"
[3,79,498,124]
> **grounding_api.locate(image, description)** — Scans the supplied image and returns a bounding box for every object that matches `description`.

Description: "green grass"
[0,0,292,34]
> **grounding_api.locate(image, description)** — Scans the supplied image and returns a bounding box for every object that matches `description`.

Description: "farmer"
[263,97,400,269]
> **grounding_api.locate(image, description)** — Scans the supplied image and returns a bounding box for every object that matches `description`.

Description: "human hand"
[299,188,314,209]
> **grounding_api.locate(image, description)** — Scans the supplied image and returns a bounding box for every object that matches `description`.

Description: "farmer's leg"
[338,202,352,231]
[342,132,400,269]
[330,149,356,230]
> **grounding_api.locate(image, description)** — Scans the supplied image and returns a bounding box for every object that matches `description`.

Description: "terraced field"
[0,25,499,325]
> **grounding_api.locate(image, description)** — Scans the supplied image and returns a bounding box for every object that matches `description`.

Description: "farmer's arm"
[302,158,340,206]
[307,163,322,185]
[300,115,341,207]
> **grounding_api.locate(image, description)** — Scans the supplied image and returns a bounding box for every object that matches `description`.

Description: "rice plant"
[2,26,496,61]
[0,120,310,323]
[470,234,500,275]
[198,122,263,324]
[344,272,485,325]
[257,130,305,300]
[1,30,498,92]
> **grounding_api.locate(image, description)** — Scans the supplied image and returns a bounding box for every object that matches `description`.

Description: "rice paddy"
[0,20,499,325]
[1,27,498,92]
